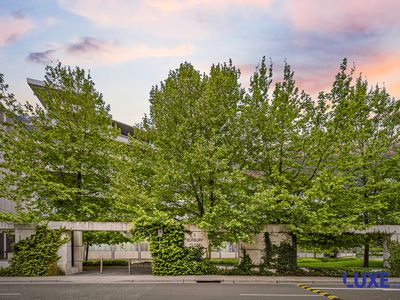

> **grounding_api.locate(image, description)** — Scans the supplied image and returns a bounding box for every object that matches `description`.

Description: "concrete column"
[184,225,209,257]
[57,230,83,274]
[383,235,390,268]
[239,232,265,265]
[111,245,116,260]
[391,234,400,242]
[239,225,292,266]
[382,234,400,269]
[73,231,83,273]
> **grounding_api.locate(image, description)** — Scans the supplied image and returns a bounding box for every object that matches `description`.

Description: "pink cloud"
[27,37,194,66]
[291,52,400,97]
[357,51,400,96]
[282,0,400,33]
[147,0,271,12]
[57,0,272,40]
[0,14,35,46]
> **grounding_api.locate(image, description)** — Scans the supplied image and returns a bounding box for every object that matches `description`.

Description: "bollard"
[128,259,131,274]
[100,257,103,274]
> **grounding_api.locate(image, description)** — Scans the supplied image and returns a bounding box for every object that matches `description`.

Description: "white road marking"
[314,287,400,291]
[0,293,21,296]
[240,294,322,297]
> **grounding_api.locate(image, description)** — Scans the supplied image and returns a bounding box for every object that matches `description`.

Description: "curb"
[0,276,345,285]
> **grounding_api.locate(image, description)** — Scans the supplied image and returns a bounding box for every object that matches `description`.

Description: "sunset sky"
[1,0,400,124]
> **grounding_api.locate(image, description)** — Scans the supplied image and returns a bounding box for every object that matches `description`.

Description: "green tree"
[318,59,400,266]
[109,118,156,221]
[0,65,121,221]
[140,61,260,247]
[241,58,333,233]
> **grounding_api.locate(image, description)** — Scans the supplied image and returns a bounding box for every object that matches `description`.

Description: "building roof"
[26,78,134,137]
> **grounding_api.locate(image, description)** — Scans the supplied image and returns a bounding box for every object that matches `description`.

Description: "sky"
[1,0,400,125]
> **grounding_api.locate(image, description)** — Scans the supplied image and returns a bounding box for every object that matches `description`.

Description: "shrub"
[389,240,400,276]
[131,215,215,275]
[262,232,297,272]
[83,259,128,266]
[1,225,68,276]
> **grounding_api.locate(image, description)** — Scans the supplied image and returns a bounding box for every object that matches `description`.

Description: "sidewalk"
[0,275,346,284]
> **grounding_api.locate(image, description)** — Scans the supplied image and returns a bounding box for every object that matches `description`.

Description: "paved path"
[0,274,345,284]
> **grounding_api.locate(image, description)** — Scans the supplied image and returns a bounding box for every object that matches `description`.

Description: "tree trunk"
[333,249,338,258]
[85,243,89,261]
[363,240,370,268]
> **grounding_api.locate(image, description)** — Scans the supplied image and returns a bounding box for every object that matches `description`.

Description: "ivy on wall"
[131,215,215,275]
[0,225,68,276]
[389,240,400,276]
[262,232,297,273]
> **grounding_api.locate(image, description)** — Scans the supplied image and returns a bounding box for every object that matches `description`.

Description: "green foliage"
[298,257,383,268]
[139,61,262,246]
[0,65,122,221]
[209,258,239,265]
[389,240,400,276]
[83,231,130,246]
[1,225,68,276]
[131,214,215,275]
[83,259,128,266]
[2,55,400,274]
[297,233,385,253]
[234,253,254,274]
[307,59,400,232]
[242,58,327,232]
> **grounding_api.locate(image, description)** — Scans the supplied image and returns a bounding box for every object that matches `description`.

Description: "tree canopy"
[0,64,122,222]
[1,58,399,250]
[118,58,400,249]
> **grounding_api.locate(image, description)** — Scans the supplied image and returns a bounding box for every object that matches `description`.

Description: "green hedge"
[209,258,239,265]
[262,232,297,272]
[0,225,68,277]
[83,259,128,266]
[389,240,400,276]
[131,215,215,275]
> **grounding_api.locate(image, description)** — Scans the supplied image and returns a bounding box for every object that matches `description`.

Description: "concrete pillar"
[111,245,116,260]
[184,225,209,256]
[239,225,292,266]
[383,235,390,268]
[73,231,83,273]
[239,232,265,265]
[382,234,400,269]
[57,230,83,275]
[391,234,400,242]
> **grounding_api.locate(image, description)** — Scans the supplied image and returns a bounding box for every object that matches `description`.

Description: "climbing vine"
[131,215,215,275]
[389,240,400,276]
[0,225,68,276]
[261,232,297,273]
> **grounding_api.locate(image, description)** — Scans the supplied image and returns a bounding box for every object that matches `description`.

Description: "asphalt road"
[0,283,399,300]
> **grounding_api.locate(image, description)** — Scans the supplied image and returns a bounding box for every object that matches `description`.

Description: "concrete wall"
[239,225,292,265]
[14,224,36,242]
[184,224,209,249]
[0,199,16,214]
[383,233,400,268]
[47,221,131,232]
[87,250,238,260]
[7,222,400,274]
